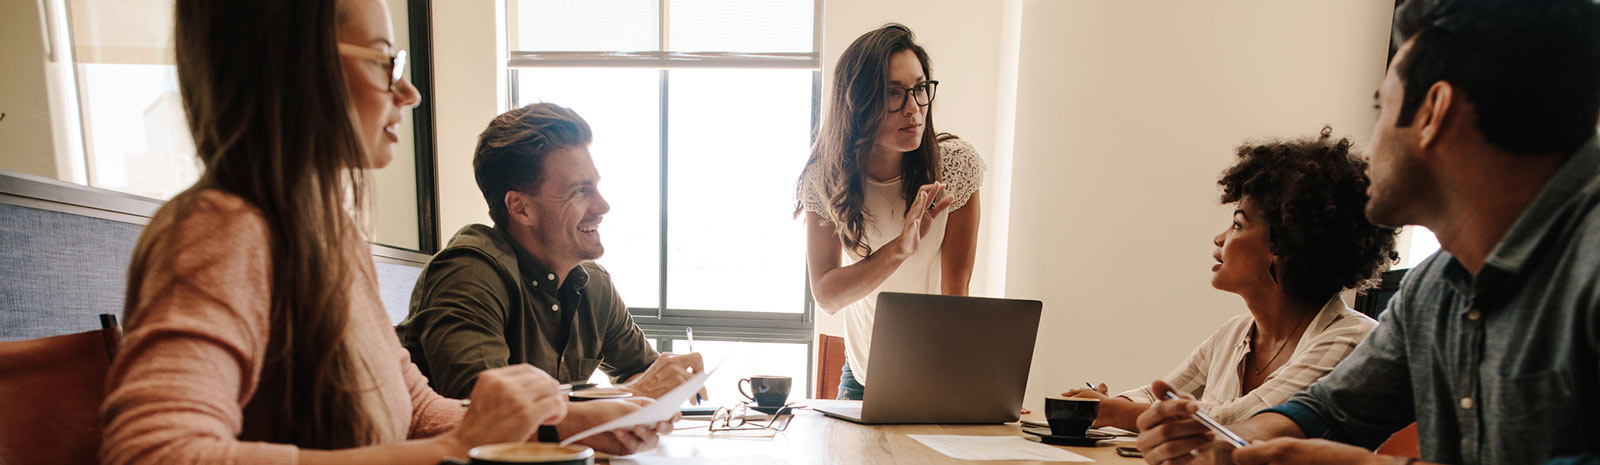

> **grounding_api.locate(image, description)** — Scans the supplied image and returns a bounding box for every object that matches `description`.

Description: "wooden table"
[609,406,1146,464]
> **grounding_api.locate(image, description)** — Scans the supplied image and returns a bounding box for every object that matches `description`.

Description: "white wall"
[430,1,506,239]
[0,0,61,179]
[1006,0,1394,412]
[812,0,1011,337]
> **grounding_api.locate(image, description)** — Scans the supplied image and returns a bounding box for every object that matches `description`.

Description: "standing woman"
[795,24,985,400]
[100,1,663,464]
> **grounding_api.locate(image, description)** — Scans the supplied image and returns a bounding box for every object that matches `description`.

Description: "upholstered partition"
[0,169,431,340]
[0,173,159,341]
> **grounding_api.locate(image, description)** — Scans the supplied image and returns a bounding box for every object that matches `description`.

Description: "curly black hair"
[1219,127,1399,304]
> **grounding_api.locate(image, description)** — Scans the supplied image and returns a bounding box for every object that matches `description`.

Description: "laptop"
[814,292,1042,424]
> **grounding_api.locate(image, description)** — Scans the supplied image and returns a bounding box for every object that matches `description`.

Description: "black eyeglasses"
[337,43,408,92]
[886,80,938,113]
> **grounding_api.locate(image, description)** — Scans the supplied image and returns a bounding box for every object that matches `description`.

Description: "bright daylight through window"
[509,0,821,398]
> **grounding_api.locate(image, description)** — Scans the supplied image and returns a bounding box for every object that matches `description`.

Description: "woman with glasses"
[100,1,668,464]
[794,24,985,400]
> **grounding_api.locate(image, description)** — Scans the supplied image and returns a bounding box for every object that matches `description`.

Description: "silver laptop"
[814,292,1042,424]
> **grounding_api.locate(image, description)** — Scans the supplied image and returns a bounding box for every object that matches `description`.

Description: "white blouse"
[1117,298,1378,423]
[800,137,986,386]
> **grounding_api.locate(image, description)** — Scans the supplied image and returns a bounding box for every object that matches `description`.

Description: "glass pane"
[669,0,814,53]
[671,339,808,406]
[1403,226,1441,269]
[511,0,659,52]
[514,69,662,309]
[372,0,421,250]
[666,69,810,313]
[76,63,200,200]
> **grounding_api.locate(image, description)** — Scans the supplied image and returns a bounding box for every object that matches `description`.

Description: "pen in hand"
[1162,391,1250,447]
[687,327,701,405]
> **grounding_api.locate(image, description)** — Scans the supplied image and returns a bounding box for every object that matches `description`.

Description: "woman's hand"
[883,182,955,260]
[440,364,568,456]
[1060,383,1111,401]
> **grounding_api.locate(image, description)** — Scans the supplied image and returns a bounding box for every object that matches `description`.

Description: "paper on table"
[611,456,790,465]
[560,355,725,446]
[907,434,1093,462]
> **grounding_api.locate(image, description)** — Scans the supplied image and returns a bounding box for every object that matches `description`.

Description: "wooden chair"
[1376,422,1421,459]
[0,314,122,465]
[814,334,846,400]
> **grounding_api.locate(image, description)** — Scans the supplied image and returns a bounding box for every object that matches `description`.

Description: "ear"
[1415,81,1456,151]
[504,190,537,227]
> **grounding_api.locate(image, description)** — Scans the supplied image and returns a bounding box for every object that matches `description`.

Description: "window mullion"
[657,69,670,320]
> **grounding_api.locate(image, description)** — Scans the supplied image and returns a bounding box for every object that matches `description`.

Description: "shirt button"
[551,304,560,311]
[531,281,538,287]
[1460,397,1474,409]
[548,273,556,280]
[1467,309,1481,320]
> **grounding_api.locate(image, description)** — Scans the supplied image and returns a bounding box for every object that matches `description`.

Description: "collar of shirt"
[499,226,591,299]
[1233,296,1349,350]
[1444,137,1600,305]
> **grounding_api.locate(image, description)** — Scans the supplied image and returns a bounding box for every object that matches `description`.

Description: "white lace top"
[799,137,986,385]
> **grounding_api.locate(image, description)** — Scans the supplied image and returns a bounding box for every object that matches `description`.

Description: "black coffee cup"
[439,443,593,465]
[738,375,792,408]
[1044,396,1100,437]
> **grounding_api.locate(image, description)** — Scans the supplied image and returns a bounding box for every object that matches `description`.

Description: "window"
[32,0,437,252]
[507,0,820,397]
[1401,225,1441,269]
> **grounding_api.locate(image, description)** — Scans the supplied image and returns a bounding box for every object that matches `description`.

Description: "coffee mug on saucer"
[1044,396,1100,437]
[439,443,593,465]
[568,387,632,402]
[738,375,792,408]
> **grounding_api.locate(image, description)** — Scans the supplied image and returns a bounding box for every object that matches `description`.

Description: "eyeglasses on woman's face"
[886,80,938,113]
[337,43,408,92]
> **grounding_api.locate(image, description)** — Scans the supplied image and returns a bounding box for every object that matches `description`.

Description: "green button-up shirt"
[397,224,658,398]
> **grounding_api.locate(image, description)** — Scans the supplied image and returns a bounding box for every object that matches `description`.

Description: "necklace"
[1250,311,1314,376]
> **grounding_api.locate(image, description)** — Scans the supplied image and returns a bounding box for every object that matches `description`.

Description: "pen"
[686,327,700,405]
[1085,382,1096,390]
[459,383,578,408]
[1163,391,1250,447]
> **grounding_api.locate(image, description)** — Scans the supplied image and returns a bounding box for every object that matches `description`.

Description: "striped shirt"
[1118,298,1376,423]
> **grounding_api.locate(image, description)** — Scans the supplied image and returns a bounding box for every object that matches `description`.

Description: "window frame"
[38,0,444,255]
[503,0,823,396]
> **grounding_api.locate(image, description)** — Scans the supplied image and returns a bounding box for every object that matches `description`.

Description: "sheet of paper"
[906,434,1093,462]
[612,456,790,465]
[560,355,726,446]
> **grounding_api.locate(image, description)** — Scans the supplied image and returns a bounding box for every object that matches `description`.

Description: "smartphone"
[679,405,719,417]
[1115,447,1144,458]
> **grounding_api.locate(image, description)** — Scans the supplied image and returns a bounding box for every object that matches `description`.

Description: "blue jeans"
[836,362,865,400]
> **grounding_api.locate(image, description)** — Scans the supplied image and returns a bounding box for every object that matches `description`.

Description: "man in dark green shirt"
[398,103,703,401]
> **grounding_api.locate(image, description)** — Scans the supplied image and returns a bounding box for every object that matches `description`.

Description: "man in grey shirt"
[1135,1,1600,464]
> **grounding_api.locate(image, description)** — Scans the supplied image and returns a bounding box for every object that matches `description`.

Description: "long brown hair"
[124,0,378,449]
[795,24,943,257]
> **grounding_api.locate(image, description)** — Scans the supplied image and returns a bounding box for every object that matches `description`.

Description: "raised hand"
[885,182,953,260]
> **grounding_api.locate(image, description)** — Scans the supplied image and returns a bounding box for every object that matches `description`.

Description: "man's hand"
[1233,438,1406,465]
[1135,380,1229,465]
[555,398,678,456]
[622,352,706,401]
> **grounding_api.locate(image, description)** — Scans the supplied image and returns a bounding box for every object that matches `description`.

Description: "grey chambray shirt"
[1264,138,1600,465]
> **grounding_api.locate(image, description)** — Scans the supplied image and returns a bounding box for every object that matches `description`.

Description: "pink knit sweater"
[101,190,464,465]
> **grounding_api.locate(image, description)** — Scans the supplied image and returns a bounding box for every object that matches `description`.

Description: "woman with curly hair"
[1059,127,1398,431]
[794,24,986,400]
